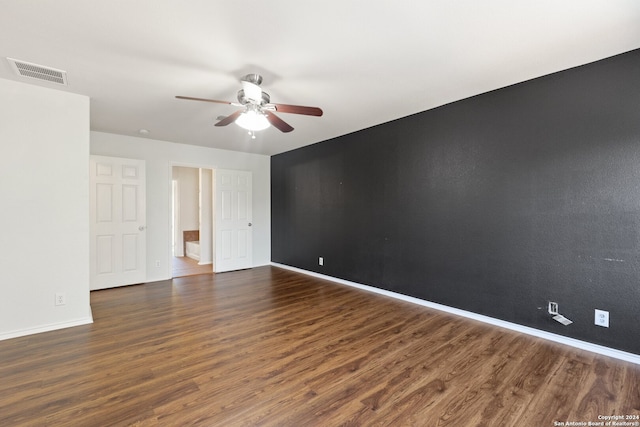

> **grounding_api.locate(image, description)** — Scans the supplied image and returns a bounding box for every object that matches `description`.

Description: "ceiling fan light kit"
[176,74,323,134]
[236,108,270,131]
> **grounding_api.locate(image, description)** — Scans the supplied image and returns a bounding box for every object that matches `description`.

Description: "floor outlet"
[55,293,66,306]
[595,309,609,328]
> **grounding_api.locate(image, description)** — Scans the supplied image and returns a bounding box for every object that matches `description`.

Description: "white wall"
[174,166,200,235]
[0,78,92,340]
[90,131,270,282]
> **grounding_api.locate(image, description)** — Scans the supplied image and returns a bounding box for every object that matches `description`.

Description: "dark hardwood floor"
[1,266,639,426]
[172,255,213,278]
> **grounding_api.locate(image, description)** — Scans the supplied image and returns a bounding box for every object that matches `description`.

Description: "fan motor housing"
[237,89,270,106]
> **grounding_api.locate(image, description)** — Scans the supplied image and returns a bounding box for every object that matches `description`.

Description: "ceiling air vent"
[7,57,68,86]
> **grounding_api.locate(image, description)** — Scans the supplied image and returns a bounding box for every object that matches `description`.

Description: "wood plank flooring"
[172,256,213,277]
[1,266,639,426]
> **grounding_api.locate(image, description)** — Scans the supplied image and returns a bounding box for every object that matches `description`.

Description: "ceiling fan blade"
[176,95,232,105]
[272,103,323,116]
[266,111,294,133]
[215,110,243,127]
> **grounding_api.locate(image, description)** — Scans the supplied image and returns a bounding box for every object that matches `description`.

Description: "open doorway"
[171,166,214,277]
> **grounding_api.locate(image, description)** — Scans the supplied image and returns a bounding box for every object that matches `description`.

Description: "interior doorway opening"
[171,166,214,278]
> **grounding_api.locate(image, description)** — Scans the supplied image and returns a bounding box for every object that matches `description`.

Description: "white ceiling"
[1,1,640,156]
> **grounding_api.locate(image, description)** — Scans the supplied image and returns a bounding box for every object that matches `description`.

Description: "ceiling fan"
[176,74,323,133]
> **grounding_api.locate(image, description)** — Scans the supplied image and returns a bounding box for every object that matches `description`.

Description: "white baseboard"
[0,316,94,342]
[186,253,200,261]
[271,262,640,365]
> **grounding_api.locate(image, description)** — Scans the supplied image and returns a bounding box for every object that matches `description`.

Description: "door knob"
[138,225,145,231]
[248,223,252,227]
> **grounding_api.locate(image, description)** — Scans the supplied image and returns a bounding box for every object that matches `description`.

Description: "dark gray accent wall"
[271,49,640,355]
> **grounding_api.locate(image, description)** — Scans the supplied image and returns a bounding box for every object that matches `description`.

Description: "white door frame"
[171,179,180,256]
[168,162,254,275]
[169,162,212,275]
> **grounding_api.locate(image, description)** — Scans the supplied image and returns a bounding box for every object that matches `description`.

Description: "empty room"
[1,2,640,426]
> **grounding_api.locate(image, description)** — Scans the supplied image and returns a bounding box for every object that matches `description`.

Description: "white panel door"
[90,155,146,290]
[215,169,252,272]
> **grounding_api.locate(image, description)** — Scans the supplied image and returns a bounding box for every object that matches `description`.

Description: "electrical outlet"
[155,260,161,268]
[55,293,66,306]
[548,301,558,315]
[319,257,324,266]
[595,309,609,327]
